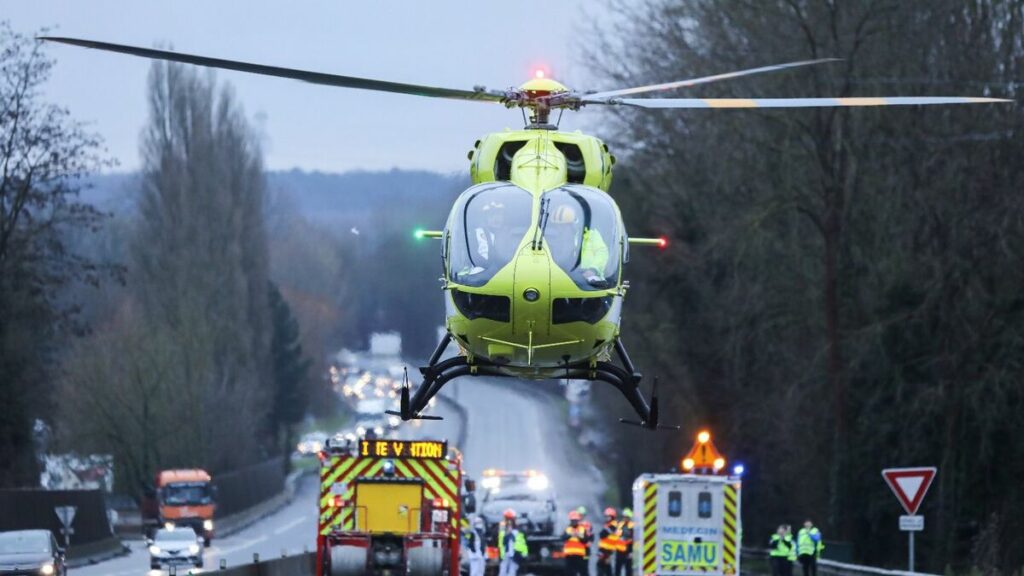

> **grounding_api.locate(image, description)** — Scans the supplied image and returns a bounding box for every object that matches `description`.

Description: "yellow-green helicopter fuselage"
[428,78,650,377]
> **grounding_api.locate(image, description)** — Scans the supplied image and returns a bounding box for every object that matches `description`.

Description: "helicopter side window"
[541,186,621,291]
[447,184,534,287]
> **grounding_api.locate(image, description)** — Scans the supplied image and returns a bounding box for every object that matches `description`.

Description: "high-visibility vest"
[598,521,622,551]
[514,531,528,558]
[769,534,793,558]
[579,521,592,558]
[798,528,824,556]
[499,528,528,559]
[563,526,588,557]
[616,520,634,553]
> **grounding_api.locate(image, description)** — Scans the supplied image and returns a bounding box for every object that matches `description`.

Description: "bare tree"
[0,22,113,486]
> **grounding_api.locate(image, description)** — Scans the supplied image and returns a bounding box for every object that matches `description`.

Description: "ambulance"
[632,431,742,576]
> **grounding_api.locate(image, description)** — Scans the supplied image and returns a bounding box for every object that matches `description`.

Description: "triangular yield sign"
[881,467,937,515]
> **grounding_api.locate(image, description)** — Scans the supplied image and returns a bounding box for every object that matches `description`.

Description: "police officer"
[464,516,486,576]
[615,508,634,576]
[769,525,795,576]
[597,508,620,576]
[563,510,589,576]
[797,519,824,576]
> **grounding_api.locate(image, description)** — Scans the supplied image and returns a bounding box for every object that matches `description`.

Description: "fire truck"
[632,430,744,576]
[317,438,473,576]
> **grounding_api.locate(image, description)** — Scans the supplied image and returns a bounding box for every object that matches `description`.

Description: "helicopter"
[42,37,1010,429]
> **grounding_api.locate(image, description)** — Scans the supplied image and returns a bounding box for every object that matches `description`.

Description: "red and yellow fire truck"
[317,438,471,576]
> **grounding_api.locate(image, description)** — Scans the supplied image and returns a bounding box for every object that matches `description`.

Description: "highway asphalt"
[75,376,604,575]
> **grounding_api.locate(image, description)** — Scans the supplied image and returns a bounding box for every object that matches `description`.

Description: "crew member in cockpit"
[547,203,609,286]
[462,200,508,277]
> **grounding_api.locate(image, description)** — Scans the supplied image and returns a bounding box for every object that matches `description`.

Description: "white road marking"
[273,515,309,535]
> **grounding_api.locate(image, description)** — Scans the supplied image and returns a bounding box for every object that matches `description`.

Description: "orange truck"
[142,469,217,546]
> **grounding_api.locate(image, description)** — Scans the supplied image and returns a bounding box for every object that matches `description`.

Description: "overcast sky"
[7,1,615,174]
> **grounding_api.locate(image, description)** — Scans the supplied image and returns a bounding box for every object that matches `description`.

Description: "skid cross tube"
[394,335,665,428]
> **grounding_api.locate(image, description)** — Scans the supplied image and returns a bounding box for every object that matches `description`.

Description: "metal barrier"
[210,551,315,576]
[214,456,287,517]
[742,548,941,576]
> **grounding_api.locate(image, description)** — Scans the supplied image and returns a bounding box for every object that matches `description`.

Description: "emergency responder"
[797,519,824,576]
[464,516,486,576]
[563,510,589,576]
[769,525,795,576]
[577,506,594,564]
[597,508,620,576]
[498,508,529,576]
[615,508,634,576]
[546,203,610,286]
[785,525,796,576]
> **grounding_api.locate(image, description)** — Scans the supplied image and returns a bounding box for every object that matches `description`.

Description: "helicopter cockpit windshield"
[448,183,534,287]
[542,186,621,291]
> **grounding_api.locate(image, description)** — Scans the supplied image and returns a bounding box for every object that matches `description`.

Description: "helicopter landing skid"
[387,334,677,430]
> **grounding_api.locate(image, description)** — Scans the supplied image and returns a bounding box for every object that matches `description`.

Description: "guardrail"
[161,551,314,575]
[742,548,940,576]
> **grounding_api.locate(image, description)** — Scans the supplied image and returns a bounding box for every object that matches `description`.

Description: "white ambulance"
[632,473,742,576]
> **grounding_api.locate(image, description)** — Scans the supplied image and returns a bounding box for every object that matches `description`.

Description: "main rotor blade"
[40,37,506,103]
[585,59,840,100]
[589,96,1013,108]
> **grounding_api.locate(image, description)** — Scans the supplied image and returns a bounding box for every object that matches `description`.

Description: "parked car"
[0,529,66,576]
[147,526,203,570]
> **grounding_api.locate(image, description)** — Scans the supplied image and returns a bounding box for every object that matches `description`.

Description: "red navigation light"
[658,236,668,249]
[535,69,545,79]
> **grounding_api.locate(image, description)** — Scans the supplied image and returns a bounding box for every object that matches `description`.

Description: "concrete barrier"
[209,551,315,576]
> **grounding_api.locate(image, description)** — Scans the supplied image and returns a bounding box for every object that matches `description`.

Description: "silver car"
[148,526,203,570]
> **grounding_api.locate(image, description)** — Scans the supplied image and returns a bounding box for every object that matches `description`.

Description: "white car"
[148,526,203,570]
[297,431,329,455]
[353,418,387,439]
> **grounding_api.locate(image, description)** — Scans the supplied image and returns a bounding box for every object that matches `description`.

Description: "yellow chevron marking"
[320,458,373,508]
[320,457,357,495]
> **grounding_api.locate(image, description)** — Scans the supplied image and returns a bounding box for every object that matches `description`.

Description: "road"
[76,376,604,575]
[440,378,606,525]
[76,476,319,576]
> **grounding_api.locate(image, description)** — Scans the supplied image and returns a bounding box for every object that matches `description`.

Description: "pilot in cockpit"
[546,203,609,286]
[462,200,511,277]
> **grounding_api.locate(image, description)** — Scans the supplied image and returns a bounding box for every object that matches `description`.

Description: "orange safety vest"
[563,526,588,557]
[615,520,634,553]
[598,521,622,552]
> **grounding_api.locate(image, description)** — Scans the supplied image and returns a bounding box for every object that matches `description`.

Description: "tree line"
[0,24,312,495]
[587,1,1023,573]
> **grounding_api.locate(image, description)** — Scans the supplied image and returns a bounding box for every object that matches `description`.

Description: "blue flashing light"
[733,464,745,476]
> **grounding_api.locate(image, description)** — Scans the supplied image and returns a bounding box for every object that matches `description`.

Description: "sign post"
[54,505,77,549]
[882,467,937,573]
